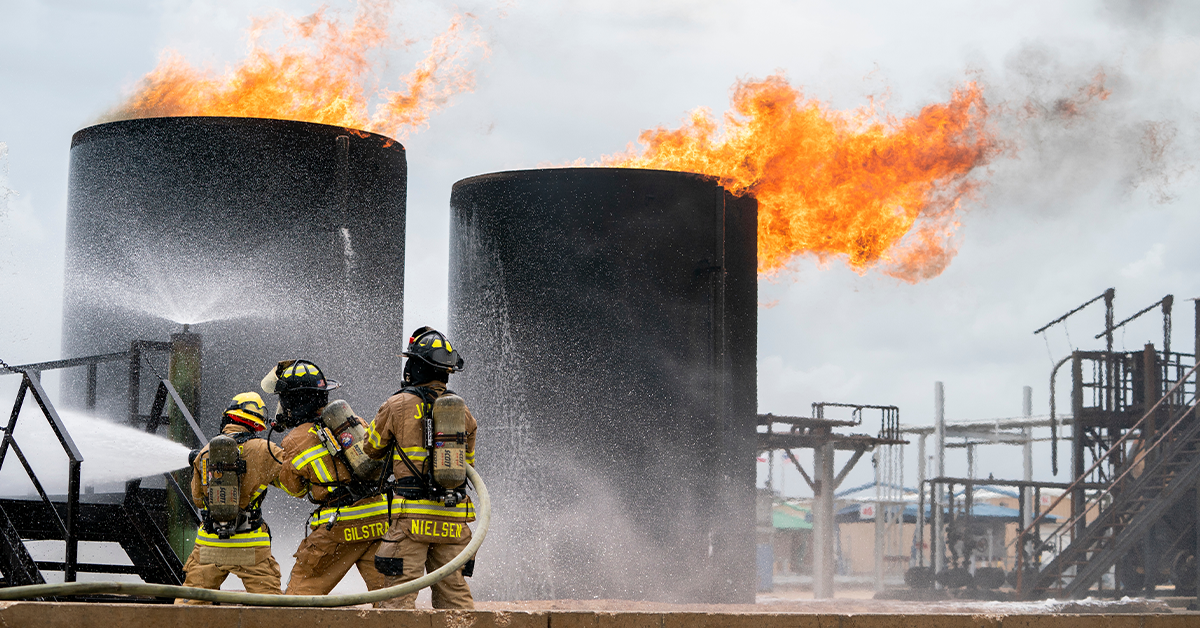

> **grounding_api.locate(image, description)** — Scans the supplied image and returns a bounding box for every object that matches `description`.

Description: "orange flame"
[605,74,998,281]
[101,0,485,140]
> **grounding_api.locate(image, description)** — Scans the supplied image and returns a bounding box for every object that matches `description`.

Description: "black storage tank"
[449,167,757,603]
[62,116,407,433]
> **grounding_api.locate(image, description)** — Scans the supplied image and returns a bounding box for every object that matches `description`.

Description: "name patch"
[411,519,464,540]
[342,520,389,542]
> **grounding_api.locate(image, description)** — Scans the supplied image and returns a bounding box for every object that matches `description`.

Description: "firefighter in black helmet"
[363,327,478,609]
[262,360,391,596]
[262,359,341,428]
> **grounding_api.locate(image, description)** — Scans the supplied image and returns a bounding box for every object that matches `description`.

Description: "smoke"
[978,25,1198,216]
[0,143,14,274]
[0,142,12,219]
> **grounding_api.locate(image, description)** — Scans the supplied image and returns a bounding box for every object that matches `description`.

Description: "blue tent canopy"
[835,502,1059,524]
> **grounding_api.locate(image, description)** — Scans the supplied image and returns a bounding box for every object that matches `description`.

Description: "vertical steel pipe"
[933,381,945,578]
[1022,385,1033,528]
[813,440,836,598]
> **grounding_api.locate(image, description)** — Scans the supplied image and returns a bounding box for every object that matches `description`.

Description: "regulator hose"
[0,465,490,607]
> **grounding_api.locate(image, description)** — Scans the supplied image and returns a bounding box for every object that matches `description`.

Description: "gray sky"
[2,0,1198,497]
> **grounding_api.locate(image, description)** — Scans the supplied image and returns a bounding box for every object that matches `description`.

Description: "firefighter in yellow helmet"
[175,392,287,604]
[363,327,478,609]
[262,359,390,596]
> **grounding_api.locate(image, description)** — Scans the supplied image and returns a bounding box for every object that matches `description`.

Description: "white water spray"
[73,244,278,326]
[0,407,191,495]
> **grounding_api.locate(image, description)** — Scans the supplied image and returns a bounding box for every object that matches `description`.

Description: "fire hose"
[0,465,490,607]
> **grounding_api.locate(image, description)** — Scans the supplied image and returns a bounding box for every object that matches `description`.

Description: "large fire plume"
[101,1,485,140]
[605,74,998,281]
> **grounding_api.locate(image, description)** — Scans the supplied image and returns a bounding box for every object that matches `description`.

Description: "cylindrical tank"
[62,117,407,435]
[448,168,757,603]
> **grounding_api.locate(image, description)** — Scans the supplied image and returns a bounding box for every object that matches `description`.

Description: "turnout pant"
[285,523,387,595]
[374,516,473,609]
[175,545,282,604]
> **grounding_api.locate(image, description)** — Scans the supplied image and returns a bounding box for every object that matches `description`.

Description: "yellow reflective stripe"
[311,458,334,483]
[396,446,428,462]
[391,497,475,519]
[465,452,475,464]
[195,527,271,547]
[307,496,390,526]
[274,479,306,497]
[292,444,328,469]
[248,483,269,502]
[366,423,383,449]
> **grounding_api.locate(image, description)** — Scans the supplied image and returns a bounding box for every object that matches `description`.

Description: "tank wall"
[62,117,407,435]
[448,168,757,603]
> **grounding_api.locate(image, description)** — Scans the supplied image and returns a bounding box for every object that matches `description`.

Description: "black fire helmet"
[261,359,341,395]
[401,327,465,373]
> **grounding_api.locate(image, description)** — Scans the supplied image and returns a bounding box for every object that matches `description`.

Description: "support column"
[916,433,927,567]
[1194,484,1200,609]
[813,439,836,599]
[167,327,202,562]
[933,382,946,578]
[874,449,884,592]
[1022,386,1033,528]
[1071,353,1085,540]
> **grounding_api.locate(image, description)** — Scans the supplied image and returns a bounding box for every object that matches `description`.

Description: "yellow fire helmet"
[225,391,267,431]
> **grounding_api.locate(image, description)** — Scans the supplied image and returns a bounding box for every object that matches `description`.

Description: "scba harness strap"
[388,386,467,505]
[201,431,262,539]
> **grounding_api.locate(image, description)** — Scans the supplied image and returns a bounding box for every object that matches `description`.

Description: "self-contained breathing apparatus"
[392,387,470,507]
[198,432,261,539]
[315,400,386,494]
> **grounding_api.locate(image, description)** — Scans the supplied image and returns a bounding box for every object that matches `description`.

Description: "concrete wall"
[0,602,1193,628]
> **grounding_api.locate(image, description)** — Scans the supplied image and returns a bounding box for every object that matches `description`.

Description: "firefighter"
[364,327,478,609]
[176,392,286,604]
[261,359,390,595]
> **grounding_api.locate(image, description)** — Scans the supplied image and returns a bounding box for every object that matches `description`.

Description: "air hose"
[0,466,490,607]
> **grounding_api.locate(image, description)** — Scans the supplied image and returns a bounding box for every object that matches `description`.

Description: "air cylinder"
[448,167,758,603]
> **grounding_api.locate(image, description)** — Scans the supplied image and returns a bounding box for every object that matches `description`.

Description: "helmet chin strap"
[403,357,449,386]
[276,390,328,428]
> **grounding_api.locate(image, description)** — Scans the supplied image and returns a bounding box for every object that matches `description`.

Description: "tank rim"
[71,115,403,149]
[451,167,725,191]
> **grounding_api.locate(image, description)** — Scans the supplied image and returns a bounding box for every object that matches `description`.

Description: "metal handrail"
[150,379,206,525]
[0,372,84,582]
[1016,359,1200,593]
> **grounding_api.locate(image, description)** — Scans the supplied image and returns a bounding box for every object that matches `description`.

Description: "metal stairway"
[0,487,183,586]
[0,350,205,593]
[1019,362,1200,598]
